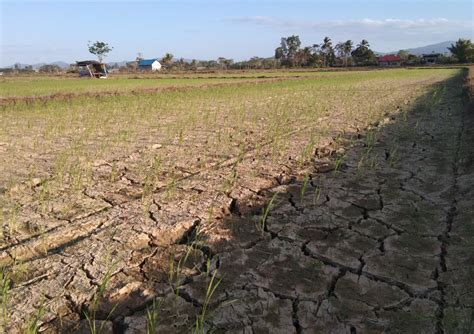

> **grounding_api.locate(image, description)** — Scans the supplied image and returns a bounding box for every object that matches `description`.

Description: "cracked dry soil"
[2,68,474,333]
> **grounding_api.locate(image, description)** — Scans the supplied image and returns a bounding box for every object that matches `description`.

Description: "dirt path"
[115,69,472,333]
[2,69,473,333]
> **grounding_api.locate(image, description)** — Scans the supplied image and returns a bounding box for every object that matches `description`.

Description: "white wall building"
[138,59,162,71]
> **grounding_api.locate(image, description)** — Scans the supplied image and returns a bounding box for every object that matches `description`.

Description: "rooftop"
[76,60,102,66]
[378,55,402,62]
[138,59,159,66]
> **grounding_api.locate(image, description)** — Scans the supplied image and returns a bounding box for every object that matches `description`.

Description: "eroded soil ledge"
[2,69,474,333]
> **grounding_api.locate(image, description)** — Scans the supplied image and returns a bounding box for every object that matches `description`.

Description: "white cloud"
[230,16,472,31]
[229,16,473,51]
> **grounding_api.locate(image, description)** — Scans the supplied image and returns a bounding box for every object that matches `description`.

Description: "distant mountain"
[31,61,70,69]
[31,63,46,69]
[4,63,30,69]
[386,41,454,56]
[3,41,458,69]
[3,61,71,69]
[107,60,129,67]
[49,61,70,69]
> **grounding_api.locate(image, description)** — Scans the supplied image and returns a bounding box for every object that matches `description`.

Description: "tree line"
[121,37,474,70]
[3,37,473,75]
[275,36,378,67]
[274,36,474,68]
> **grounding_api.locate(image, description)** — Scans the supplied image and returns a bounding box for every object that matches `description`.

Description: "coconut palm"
[343,40,353,66]
[321,37,335,67]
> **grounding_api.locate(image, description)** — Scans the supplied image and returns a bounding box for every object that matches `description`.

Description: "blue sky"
[1,0,473,66]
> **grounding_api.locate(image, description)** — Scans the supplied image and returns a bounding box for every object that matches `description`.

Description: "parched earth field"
[0,68,473,333]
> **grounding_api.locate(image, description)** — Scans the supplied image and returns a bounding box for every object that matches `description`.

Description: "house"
[76,60,108,78]
[138,59,162,71]
[378,55,402,66]
[422,53,441,65]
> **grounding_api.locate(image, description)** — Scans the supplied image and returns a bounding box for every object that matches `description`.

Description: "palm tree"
[343,40,353,66]
[448,39,474,63]
[358,39,370,49]
[321,37,335,67]
[311,44,323,67]
[335,42,344,64]
[334,42,352,66]
[351,40,376,66]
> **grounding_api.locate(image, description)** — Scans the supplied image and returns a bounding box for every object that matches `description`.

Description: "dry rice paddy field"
[0,68,473,333]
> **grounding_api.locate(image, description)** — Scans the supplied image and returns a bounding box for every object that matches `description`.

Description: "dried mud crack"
[434,70,468,334]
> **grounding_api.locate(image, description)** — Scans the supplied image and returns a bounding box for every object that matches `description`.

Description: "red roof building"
[378,55,402,66]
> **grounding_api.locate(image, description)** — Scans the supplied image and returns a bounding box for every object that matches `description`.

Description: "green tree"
[206,60,218,68]
[249,56,263,69]
[295,47,314,67]
[161,53,174,67]
[275,46,285,66]
[397,50,410,65]
[407,54,421,65]
[336,40,353,66]
[334,39,352,66]
[320,37,335,67]
[217,57,227,69]
[275,35,301,67]
[39,64,61,73]
[262,58,277,69]
[177,58,186,70]
[224,58,234,69]
[343,40,353,66]
[310,44,323,67]
[217,57,233,70]
[448,39,474,63]
[87,41,113,63]
[397,50,409,59]
[351,40,377,66]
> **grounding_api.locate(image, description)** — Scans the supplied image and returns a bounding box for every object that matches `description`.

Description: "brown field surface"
[0,68,473,333]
